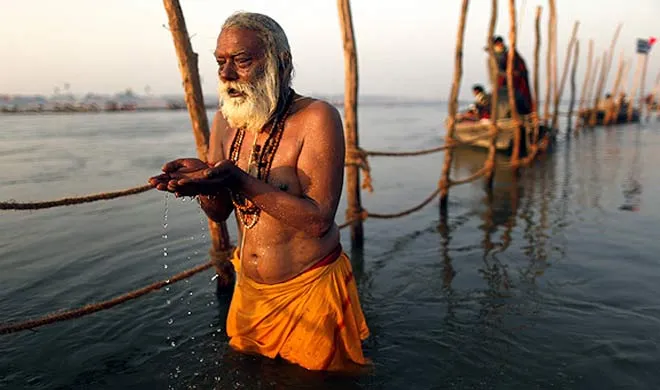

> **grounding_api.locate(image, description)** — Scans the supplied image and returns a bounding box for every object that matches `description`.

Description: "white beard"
[218,62,280,133]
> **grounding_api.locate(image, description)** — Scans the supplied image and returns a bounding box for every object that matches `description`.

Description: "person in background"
[487,35,533,119]
[472,84,492,119]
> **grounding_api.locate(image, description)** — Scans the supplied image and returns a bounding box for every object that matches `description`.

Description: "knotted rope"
[0,184,153,210]
[345,146,374,192]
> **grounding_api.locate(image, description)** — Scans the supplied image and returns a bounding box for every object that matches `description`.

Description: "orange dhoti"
[226,247,370,371]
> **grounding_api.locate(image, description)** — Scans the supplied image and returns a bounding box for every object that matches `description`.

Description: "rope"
[368,187,440,219]
[0,261,214,335]
[337,185,441,228]
[362,132,493,158]
[449,164,491,186]
[0,184,153,210]
[345,147,374,192]
[365,144,449,157]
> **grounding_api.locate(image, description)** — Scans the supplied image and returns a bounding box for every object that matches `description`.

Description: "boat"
[449,117,551,157]
[577,107,640,125]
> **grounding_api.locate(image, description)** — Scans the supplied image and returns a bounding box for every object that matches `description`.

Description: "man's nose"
[220,62,238,81]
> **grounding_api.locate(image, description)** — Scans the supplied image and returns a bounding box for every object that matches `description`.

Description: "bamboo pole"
[567,40,580,130]
[585,56,601,113]
[162,0,233,287]
[628,53,645,122]
[550,0,558,124]
[652,70,660,120]
[589,24,623,126]
[531,6,542,147]
[580,55,599,128]
[337,0,363,248]
[507,0,522,168]
[484,0,499,190]
[588,52,607,127]
[647,70,660,120]
[551,21,580,130]
[606,51,625,125]
[439,0,469,211]
[543,0,556,126]
[578,40,594,116]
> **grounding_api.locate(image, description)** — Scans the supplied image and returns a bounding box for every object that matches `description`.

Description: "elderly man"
[149,12,369,371]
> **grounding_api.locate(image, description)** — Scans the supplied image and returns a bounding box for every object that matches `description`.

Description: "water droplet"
[191,336,195,340]
[211,274,218,281]
[209,323,214,327]
[163,264,168,269]
[199,358,204,363]
[166,299,171,305]
[163,223,168,229]
[167,318,174,325]
[171,341,176,347]
[163,252,168,257]
[193,250,199,255]
[165,287,170,292]
[201,234,206,239]
[187,311,192,316]
[162,234,168,239]
[181,197,187,202]
[165,279,170,284]
[189,291,193,296]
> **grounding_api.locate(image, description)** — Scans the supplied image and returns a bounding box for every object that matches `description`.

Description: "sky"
[1,0,659,101]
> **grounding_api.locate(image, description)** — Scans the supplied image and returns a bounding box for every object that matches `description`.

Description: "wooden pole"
[484,0,499,190]
[162,0,233,288]
[584,55,601,117]
[578,40,594,117]
[551,21,580,130]
[587,57,600,109]
[337,0,363,248]
[606,51,625,125]
[532,6,542,147]
[647,70,660,120]
[652,70,660,120]
[543,0,556,126]
[550,0,558,124]
[588,52,608,127]
[439,0,469,211]
[567,40,580,130]
[589,24,623,126]
[507,0,522,169]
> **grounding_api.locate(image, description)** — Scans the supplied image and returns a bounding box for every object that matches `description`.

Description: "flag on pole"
[637,37,656,54]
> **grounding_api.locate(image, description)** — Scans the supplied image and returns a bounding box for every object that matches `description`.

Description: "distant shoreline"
[0,100,462,116]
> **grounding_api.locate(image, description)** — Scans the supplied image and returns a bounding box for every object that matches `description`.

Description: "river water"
[1,104,659,389]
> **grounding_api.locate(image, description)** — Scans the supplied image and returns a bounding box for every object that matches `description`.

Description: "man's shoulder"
[292,96,340,119]
[289,96,342,131]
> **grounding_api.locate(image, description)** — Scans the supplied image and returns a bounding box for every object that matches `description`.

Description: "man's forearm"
[231,171,333,237]
[197,189,234,223]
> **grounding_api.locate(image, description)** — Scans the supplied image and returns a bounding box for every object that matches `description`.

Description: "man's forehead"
[215,28,264,56]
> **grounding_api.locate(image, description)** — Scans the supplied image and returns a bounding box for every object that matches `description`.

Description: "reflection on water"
[2,108,660,389]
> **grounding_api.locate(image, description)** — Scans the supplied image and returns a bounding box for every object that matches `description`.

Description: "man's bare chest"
[223,130,303,195]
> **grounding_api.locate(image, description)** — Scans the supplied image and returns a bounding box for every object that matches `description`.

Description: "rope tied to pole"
[345,146,374,192]
[0,184,154,210]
